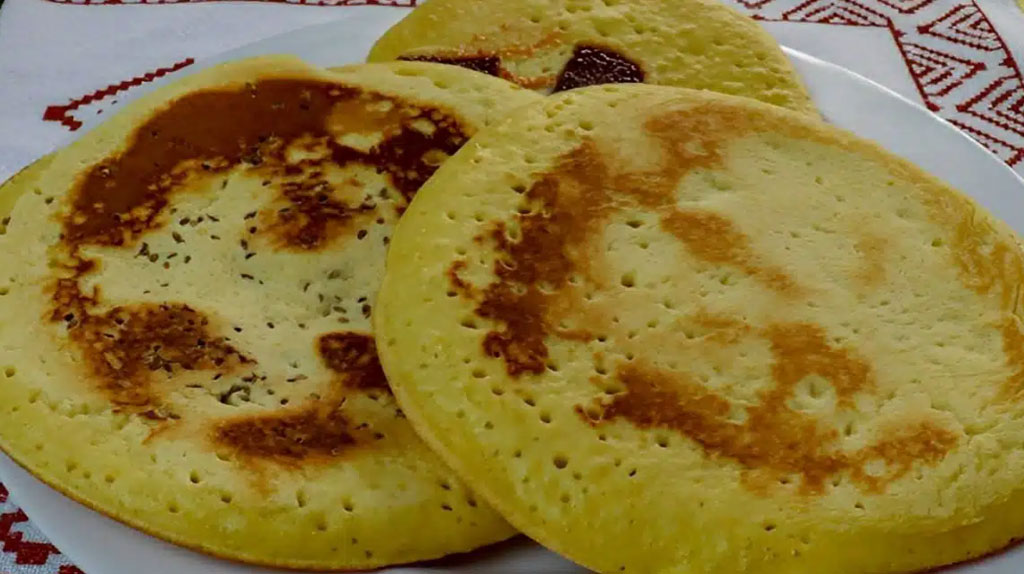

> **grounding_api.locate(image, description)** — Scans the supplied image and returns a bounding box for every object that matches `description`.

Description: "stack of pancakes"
[2,1,1023,572]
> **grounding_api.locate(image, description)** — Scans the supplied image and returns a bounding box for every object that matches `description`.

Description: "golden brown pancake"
[368,0,816,115]
[376,84,1024,573]
[0,56,540,569]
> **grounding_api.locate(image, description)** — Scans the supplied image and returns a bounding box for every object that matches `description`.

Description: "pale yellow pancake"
[368,0,816,115]
[0,56,539,569]
[376,84,1024,573]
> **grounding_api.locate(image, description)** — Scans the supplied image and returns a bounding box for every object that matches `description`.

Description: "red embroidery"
[901,42,986,98]
[43,58,194,130]
[957,74,1024,137]
[0,510,62,565]
[949,119,1024,165]
[918,3,1002,51]
[874,0,935,14]
[736,0,1024,166]
[782,0,889,25]
[59,566,85,574]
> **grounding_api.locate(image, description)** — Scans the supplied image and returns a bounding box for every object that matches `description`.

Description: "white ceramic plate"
[3,9,1024,574]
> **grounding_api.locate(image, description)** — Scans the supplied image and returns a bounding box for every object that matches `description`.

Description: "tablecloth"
[0,0,1022,572]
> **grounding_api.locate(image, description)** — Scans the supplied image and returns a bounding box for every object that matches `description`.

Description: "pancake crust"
[0,56,539,569]
[368,0,816,115]
[376,84,1024,573]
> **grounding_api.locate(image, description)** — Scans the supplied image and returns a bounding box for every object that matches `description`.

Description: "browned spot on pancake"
[399,33,566,91]
[211,331,388,464]
[62,80,468,251]
[51,272,249,409]
[468,105,805,376]
[1000,318,1024,398]
[51,79,470,415]
[687,311,752,345]
[849,420,958,491]
[476,143,615,376]
[447,260,476,298]
[918,194,1024,401]
[214,405,359,463]
[553,44,645,93]
[765,323,872,408]
[52,275,246,414]
[853,235,887,287]
[317,332,388,392]
[927,194,1024,311]
[587,332,954,493]
[661,210,798,294]
[398,54,502,77]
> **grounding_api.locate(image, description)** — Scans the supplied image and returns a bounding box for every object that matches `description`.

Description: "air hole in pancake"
[4,367,16,378]
[461,318,479,330]
[764,523,777,532]
[296,490,308,508]
[529,13,542,22]
[456,409,466,419]
[522,395,536,407]
[0,287,8,296]
[491,386,505,396]
[513,449,522,458]
[168,502,180,513]
[627,468,637,478]
[553,455,569,469]
[655,435,669,448]
[539,411,552,423]
[105,474,116,484]
[931,238,944,247]
[82,470,91,478]
[65,461,78,473]
[189,471,201,484]
[316,518,328,531]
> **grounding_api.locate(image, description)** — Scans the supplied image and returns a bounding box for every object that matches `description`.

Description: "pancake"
[0,56,539,569]
[0,155,54,234]
[367,0,816,115]
[375,84,1024,573]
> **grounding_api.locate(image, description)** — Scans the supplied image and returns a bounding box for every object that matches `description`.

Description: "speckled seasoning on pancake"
[376,84,1024,574]
[368,0,817,115]
[0,55,540,569]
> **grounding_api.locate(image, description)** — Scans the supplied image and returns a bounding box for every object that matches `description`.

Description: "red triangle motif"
[902,42,986,98]
[781,0,888,26]
[949,120,1024,167]
[918,3,1001,52]
[957,75,1024,139]
[874,0,935,14]
[734,0,778,8]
